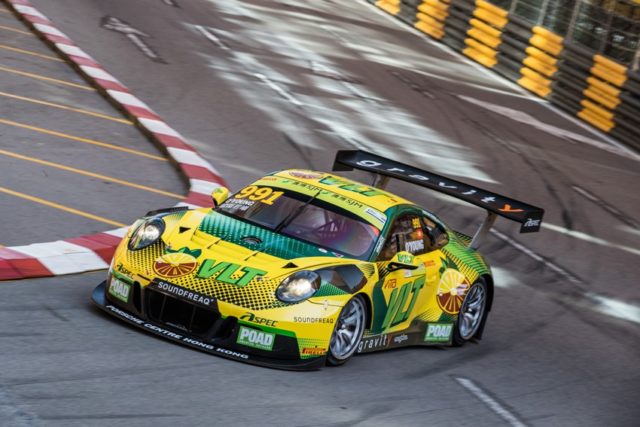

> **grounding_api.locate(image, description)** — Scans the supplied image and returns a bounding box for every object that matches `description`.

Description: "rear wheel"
[453,279,488,346]
[326,295,367,366]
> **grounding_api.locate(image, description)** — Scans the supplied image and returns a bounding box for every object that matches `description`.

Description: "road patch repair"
[0,0,226,280]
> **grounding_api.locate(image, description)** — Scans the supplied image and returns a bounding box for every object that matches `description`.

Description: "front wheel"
[326,295,367,366]
[453,279,488,346]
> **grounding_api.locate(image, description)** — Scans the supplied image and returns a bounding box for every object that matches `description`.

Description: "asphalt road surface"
[0,2,183,246]
[1,1,639,426]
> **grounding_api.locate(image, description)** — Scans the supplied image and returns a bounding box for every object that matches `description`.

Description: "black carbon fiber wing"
[332,150,544,234]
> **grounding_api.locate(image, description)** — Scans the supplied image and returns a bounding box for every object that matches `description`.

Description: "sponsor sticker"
[144,322,183,339]
[222,198,256,212]
[302,347,326,355]
[524,218,541,228]
[104,305,249,358]
[357,334,389,353]
[365,207,387,225]
[288,170,323,180]
[374,237,385,255]
[393,334,409,344]
[381,277,425,330]
[383,278,397,289]
[154,280,215,307]
[405,239,424,253]
[106,304,143,324]
[411,217,421,229]
[216,347,250,359]
[293,316,334,324]
[241,312,278,327]
[116,262,134,278]
[183,337,215,351]
[237,326,275,351]
[424,323,453,343]
[108,278,130,303]
[196,259,267,286]
[319,176,385,197]
[396,253,414,264]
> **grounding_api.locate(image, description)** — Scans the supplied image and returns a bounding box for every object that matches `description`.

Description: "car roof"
[266,169,414,212]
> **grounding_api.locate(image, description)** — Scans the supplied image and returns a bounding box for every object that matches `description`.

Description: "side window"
[421,216,449,250]
[377,214,430,261]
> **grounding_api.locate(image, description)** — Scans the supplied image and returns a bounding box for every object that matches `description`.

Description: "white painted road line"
[491,267,524,289]
[459,95,640,161]
[542,223,640,257]
[587,294,640,325]
[491,227,640,324]
[572,185,638,229]
[490,228,583,285]
[621,226,640,237]
[429,190,637,258]
[194,25,230,50]
[254,72,303,107]
[456,378,527,427]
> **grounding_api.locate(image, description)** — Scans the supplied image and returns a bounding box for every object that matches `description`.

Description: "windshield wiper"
[275,190,321,233]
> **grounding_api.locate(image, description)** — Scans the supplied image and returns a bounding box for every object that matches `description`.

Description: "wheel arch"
[481,274,494,312]
[356,292,373,330]
[474,274,494,339]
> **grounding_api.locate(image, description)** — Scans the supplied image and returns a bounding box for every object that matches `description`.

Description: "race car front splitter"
[91,281,325,371]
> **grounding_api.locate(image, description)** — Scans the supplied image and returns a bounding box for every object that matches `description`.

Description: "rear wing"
[332,150,544,248]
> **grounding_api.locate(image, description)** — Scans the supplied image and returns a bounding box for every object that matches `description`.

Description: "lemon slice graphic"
[436,269,469,314]
[153,252,197,278]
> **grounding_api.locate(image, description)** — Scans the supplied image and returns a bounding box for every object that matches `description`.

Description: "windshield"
[216,185,380,259]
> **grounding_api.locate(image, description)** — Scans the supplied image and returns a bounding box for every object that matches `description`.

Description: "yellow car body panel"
[94,167,496,370]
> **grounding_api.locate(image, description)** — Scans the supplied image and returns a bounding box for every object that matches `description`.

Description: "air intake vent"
[146,288,219,337]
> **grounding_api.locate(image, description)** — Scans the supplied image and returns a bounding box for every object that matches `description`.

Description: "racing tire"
[452,279,489,346]
[326,295,367,366]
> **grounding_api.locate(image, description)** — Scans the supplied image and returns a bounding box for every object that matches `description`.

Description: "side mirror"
[387,251,419,272]
[211,186,230,207]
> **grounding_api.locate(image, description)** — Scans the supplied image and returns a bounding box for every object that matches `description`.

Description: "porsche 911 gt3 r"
[92,150,543,370]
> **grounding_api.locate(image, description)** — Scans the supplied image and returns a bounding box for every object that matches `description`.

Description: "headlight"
[276,271,321,303]
[128,218,165,251]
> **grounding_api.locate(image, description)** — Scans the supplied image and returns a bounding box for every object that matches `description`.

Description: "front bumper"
[91,281,326,371]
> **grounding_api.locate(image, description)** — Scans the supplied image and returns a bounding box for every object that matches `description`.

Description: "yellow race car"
[92,150,544,370]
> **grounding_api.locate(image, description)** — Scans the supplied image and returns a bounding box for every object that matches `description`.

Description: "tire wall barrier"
[370,0,640,151]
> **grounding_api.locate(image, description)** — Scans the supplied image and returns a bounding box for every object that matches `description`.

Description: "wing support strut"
[470,211,497,249]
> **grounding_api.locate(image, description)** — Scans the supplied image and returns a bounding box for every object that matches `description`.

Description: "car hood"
[160,209,347,271]
[115,209,364,309]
